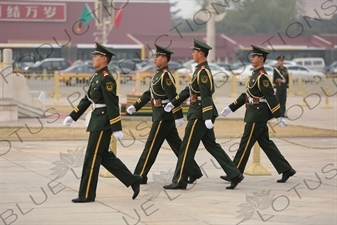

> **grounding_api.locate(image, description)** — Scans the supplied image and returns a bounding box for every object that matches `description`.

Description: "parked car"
[135,64,189,85]
[168,61,184,72]
[59,64,95,86]
[110,59,143,74]
[287,65,325,83]
[216,63,233,71]
[24,58,72,72]
[266,60,297,67]
[176,63,232,83]
[233,65,274,85]
[292,57,325,72]
[324,61,337,73]
[229,61,251,70]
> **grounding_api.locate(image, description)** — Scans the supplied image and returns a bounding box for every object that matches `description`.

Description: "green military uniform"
[273,55,289,117]
[227,46,292,175]
[165,39,241,188]
[132,45,202,184]
[69,42,140,201]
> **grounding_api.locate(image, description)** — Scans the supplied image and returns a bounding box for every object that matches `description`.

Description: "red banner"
[0,2,66,22]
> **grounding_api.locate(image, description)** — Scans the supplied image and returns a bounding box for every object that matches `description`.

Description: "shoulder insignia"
[103,71,109,76]
[201,75,208,83]
[259,70,265,75]
[262,79,270,88]
[165,78,172,86]
[106,82,113,92]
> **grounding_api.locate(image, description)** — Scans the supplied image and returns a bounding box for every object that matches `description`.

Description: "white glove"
[175,118,184,127]
[113,131,124,140]
[220,106,232,117]
[63,116,73,126]
[205,119,214,129]
[126,105,136,115]
[274,88,277,94]
[164,102,174,112]
[277,117,287,129]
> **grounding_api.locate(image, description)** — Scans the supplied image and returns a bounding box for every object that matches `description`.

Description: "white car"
[233,65,274,85]
[286,65,325,83]
[266,60,297,67]
[176,62,232,83]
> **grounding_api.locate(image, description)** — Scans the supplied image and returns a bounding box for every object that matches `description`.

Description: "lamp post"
[95,0,114,44]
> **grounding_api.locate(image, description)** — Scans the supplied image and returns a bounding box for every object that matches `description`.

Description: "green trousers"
[233,122,292,174]
[134,120,202,182]
[78,130,139,200]
[172,118,241,186]
[276,87,287,117]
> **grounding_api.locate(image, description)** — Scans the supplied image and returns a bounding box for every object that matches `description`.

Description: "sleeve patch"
[165,78,172,86]
[262,79,270,88]
[106,82,113,92]
[201,75,208,84]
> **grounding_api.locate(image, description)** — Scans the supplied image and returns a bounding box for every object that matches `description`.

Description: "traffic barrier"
[53,71,61,104]
[321,86,333,109]
[288,72,295,97]
[230,74,237,97]
[297,77,303,95]
[300,86,307,107]
[133,73,141,95]
[244,142,271,176]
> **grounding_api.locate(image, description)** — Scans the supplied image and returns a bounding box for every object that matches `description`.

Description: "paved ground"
[0,138,336,225]
[1,91,336,225]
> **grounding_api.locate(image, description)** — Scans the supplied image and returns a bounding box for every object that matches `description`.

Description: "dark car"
[59,64,95,85]
[25,58,72,72]
[324,61,337,73]
[168,61,183,72]
[216,63,233,72]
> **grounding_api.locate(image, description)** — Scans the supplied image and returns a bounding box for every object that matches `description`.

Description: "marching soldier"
[63,42,142,203]
[219,45,296,183]
[126,45,203,184]
[163,39,244,190]
[273,55,289,117]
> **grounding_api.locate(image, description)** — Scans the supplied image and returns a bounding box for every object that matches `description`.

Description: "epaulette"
[103,71,109,76]
[259,70,265,75]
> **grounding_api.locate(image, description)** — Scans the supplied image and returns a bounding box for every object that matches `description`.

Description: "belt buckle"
[155,99,162,108]
[190,94,197,103]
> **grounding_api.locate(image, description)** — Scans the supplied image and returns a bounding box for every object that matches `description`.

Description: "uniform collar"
[253,66,265,73]
[156,65,168,74]
[196,60,208,69]
[95,66,108,75]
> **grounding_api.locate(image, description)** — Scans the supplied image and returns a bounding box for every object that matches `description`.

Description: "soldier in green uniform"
[219,45,296,183]
[163,39,244,190]
[126,45,203,184]
[273,55,289,118]
[63,42,142,203]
